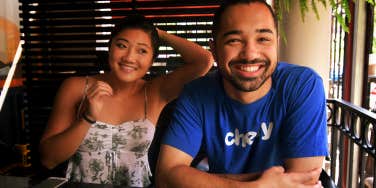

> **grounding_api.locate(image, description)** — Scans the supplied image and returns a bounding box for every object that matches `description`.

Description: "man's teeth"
[240,66,259,72]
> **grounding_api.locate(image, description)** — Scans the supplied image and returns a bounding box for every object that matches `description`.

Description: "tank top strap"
[144,85,148,120]
[76,76,89,120]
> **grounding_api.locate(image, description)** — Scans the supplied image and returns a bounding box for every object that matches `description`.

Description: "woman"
[39,15,213,187]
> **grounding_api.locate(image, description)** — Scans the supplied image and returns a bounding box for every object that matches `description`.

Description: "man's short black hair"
[212,0,278,39]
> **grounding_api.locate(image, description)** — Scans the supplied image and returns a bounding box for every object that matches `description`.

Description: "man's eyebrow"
[256,28,274,34]
[222,30,242,37]
[222,28,274,37]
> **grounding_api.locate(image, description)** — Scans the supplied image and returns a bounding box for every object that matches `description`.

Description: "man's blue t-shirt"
[162,62,329,174]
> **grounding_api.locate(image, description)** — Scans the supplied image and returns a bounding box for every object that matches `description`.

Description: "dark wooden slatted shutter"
[19,0,219,167]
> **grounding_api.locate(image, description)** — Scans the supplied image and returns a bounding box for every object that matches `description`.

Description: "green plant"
[274,0,375,32]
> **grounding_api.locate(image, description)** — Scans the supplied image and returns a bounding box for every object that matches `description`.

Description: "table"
[0,175,153,188]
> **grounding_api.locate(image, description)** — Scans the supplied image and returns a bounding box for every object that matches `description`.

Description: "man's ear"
[209,39,217,62]
[276,35,280,61]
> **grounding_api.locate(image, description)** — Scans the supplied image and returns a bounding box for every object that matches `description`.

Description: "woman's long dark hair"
[109,14,160,60]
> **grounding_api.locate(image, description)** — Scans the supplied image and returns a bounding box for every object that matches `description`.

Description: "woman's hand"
[84,80,113,120]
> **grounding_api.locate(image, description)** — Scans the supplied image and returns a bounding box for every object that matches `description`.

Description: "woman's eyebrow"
[115,38,129,43]
[115,38,151,49]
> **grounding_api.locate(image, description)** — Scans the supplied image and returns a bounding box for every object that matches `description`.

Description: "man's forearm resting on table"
[156,145,259,188]
[157,165,261,188]
[215,173,261,182]
[157,165,323,188]
[284,156,325,185]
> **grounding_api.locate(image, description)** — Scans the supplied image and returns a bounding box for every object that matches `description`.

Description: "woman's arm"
[152,29,213,103]
[39,77,91,169]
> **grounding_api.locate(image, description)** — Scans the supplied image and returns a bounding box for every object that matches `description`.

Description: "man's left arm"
[215,157,324,183]
[284,157,324,184]
[282,69,328,185]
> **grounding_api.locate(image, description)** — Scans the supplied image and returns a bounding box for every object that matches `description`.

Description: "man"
[156,0,328,187]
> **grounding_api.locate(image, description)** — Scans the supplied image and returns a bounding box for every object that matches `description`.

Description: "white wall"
[278,1,332,97]
[0,0,20,64]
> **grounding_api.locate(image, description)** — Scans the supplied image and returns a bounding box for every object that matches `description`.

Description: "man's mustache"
[229,59,270,66]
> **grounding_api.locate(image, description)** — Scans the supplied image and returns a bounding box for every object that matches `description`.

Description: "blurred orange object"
[0,78,23,88]
[369,64,376,76]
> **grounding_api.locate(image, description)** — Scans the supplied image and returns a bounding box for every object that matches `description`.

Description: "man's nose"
[240,41,260,60]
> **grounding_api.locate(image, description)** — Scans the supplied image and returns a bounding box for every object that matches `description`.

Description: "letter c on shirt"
[225,132,235,146]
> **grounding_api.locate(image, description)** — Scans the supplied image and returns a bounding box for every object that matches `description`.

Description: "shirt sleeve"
[280,69,329,159]
[161,86,203,158]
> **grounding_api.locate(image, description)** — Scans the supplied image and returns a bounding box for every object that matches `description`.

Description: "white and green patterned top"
[65,119,155,187]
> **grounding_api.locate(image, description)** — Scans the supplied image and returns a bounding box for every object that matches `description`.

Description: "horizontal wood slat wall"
[19,0,219,167]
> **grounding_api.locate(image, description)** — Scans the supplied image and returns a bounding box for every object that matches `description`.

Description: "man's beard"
[221,58,273,92]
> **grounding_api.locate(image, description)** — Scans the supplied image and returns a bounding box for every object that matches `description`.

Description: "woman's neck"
[100,73,145,96]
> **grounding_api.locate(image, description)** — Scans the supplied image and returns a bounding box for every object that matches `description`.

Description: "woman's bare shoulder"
[145,78,169,118]
[148,74,178,104]
[57,76,92,96]
[62,75,100,87]
[146,78,162,97]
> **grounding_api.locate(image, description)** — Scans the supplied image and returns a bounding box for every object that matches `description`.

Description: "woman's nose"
[122,48,137,63]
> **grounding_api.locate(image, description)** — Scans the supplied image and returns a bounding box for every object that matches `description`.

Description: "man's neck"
[223,78,272,104]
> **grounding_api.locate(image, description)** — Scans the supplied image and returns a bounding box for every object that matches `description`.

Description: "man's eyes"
[225,37,272,44]
[225,39,242,44]
[258,37,271,42]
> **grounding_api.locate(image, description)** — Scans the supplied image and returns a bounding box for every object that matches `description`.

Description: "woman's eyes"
[116,43,127,48]
[116,43,148,54]
[138,49,148,54]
